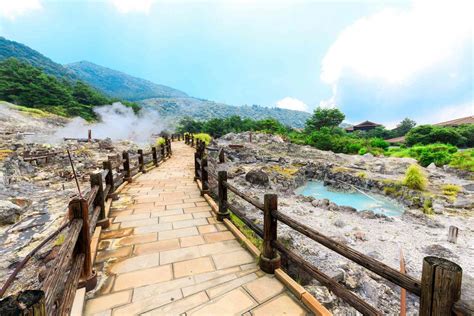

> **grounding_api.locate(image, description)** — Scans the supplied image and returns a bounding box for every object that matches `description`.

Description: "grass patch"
[403,164,427,191]
[229,212,262,250]
[357,171,367,179]
[442,184,461,198]
[10,104,50,117]
[422,198,434,215]
[267,165,299,177]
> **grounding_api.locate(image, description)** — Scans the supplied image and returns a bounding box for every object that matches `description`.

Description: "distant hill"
[140,98,310,128]
[65,61,188,100]
[0,36,310,127]
[0,37,75,79]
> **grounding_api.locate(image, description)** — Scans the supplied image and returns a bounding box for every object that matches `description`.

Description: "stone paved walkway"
[83,142,310,316]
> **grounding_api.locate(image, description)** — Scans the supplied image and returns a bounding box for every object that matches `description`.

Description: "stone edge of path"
[198,180,331,316]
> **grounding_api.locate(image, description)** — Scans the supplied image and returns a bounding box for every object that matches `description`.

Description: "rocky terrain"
[207,132,474,315]
[0,102,142,295]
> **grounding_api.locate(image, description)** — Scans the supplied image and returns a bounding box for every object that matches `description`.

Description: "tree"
[392,118,416,137]
[305,107,345,132]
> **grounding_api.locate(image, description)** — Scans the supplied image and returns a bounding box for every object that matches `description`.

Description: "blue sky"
[0,0,472,126]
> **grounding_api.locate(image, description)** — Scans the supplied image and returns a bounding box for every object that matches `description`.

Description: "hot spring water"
[295,181,404,216]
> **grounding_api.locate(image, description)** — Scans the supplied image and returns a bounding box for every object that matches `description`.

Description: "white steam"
[55,102,169,144]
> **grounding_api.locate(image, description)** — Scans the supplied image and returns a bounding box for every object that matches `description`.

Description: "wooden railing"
[189,141,470,316]
[0,138,173,315]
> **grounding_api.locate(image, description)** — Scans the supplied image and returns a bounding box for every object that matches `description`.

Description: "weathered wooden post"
[167,138,172,156]
[217,170,230,221]
[68,197,95,287]
[122,151,131,182]
[448,226,458,244]
[102,160,114,196]
[191,135,194,147]
[419,256,462,316]
[152,146,158,166]
[138,149,145,173]
[259,194,281,274]
[218,148,225,163]
[194,152,200,180]
[160,143,165,160]
[88,129,92,142]
[201,157,209,196]
[178,134,181,141]
[90,171,105,220]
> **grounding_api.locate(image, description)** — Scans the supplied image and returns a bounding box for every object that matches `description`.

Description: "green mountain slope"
[65,61,188,100]
[0,37,75,79]
[140,98,310,128]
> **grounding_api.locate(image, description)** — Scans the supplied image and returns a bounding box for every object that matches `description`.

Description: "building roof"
[434,116,474,127]
[353,120,382,128]
[386,136,406,143]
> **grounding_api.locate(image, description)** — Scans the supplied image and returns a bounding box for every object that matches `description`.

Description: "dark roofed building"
[345,120,382,132]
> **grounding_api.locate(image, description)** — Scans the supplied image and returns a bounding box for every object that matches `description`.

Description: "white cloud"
[108,0,156,14]
[321,0,473,85]
[276,97,309,112]
[417,101,473,125]
[0,0,42,20]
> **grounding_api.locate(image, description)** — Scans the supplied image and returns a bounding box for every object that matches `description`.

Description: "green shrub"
[370,137,389,150]
[403,164,427,190]
[156,137,165,146]
[449,149,474,172]
[358,147,367,155]
[194,133,212,145]
[357,172,367,178]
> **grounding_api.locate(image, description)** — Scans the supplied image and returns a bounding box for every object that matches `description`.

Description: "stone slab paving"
[84,142,310,316]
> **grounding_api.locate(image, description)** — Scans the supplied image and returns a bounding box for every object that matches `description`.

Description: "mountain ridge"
[65,61,188,100]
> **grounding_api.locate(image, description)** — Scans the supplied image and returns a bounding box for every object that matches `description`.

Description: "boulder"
[427,162,437,170]
[245,169,269,186]
[0,200,22,225]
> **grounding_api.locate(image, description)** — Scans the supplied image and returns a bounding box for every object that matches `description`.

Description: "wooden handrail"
[223,181,264,211]
[2,141,173,314]
[273,210,422,296]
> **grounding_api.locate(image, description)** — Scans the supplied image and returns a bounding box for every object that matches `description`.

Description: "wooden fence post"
[194,152,200,180]
[218,148,225,163]
[191,135,194,147]
[448,226,458,244]
[102,160,114,196]
[122,151,131,182]
[260,194,281,274]
[90,171,105,220]
[152,146,158,166]
[138,149,145,173]
[160,144,165,160]
[419,256,462,316]
[201,157,209,195]
[68,198,94,286]
[167,138,172,156]
[217,171,230,221]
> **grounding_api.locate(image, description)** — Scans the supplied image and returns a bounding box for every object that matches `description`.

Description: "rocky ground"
[208,132,474,315]
[0,102,143,295]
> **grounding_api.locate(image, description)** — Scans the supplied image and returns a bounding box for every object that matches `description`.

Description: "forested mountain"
[0,58,139,120]
[140,98,310,128]
[0,37,75,79]
[65,61,188,100]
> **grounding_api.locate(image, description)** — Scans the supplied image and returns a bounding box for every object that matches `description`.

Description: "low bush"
[442,184,461,197]
[193,133,212,145]
[403,164,427,190]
